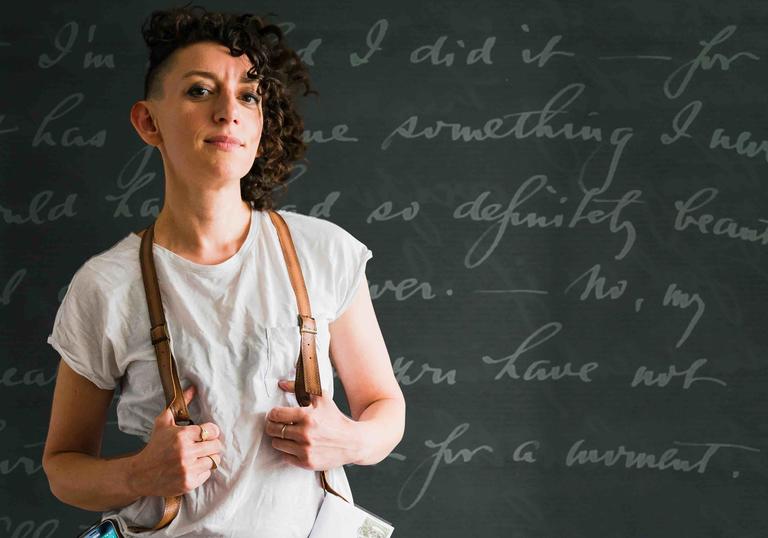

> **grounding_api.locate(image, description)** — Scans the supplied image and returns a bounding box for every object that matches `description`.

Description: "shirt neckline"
[127,208,262,274]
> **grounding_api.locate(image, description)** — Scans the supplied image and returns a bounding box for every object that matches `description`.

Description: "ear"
[130,100,162,147]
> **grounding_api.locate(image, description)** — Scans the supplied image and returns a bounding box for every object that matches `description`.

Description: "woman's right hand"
[130,384,223,498]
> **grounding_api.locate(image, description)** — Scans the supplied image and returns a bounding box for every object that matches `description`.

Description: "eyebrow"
[182,70,258,85]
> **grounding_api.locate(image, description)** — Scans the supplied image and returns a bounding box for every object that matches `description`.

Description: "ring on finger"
[199,425,209,442]
[280,423,288,439]
[207,455,217,471]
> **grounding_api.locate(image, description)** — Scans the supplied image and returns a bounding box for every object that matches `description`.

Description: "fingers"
[161,384,198,425]
[194,452,221,475]
[191,438,224,457]
[186,422,223,461]
[265,419,296,440]
[187,421,220,441]
[187,422,223,454]
[267,406,307,425]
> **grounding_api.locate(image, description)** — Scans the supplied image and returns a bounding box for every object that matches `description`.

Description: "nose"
[213,90,240,125]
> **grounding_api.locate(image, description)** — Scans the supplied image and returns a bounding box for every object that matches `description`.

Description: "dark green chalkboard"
[2,1,766,536]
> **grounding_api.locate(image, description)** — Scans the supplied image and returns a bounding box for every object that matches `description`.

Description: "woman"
[42,6,405,537]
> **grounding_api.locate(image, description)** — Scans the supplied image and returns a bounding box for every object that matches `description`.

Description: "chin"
[217,167,252,182]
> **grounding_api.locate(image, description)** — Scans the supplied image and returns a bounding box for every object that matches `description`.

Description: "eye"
[243,92,261,105]
[187,85,210,97]
[187,85,261,105]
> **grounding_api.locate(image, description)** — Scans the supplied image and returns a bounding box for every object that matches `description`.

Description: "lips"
[205,135,243,145]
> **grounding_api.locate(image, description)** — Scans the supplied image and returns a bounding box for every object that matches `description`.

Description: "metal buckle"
[150,323,169,345]
[297,314,317,334]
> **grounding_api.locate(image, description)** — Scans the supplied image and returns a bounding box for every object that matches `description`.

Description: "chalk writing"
[38,21,115,69]
[0,114,19,135]
[674,188,768,246]
[398,423,493,510]
[661,100,702,145]
[381,84,635,190]
[520,24,575,67]
[303,124,358,143]
[296,37,322,65]
[105,146,160,218]
[476,289,548,295]
[631,358,726,389]
[661,100,768,164]
[662,283,705,347]
[513,440,540,463]
[663,25,759,100]
[367,202,420,222]
[393,357,457,385]
[9,9,768,536]
[0,516,58,537]
[0,366,55,387]
[0,453,40,475]
[710,127,768,163]
[566,439,759,474]
[565,263,627,300]
[276,21,323,66]
[454,176,641,267]
[368,279,437,301]
[0,192,77,224]
[0,269,25,307]
[599,54,672,61]
[32,93,107,147]
[482,321,599,383]
[410,35,495,66]
[350,19,387,66]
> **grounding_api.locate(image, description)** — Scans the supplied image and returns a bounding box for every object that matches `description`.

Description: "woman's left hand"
[265,379,359,471]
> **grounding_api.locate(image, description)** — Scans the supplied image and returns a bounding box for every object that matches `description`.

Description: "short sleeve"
[332,231,374,322]
[46,264,121,390]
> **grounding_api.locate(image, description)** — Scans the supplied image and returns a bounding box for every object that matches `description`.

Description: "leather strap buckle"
[150,323,170,345]
[298,314,317,334]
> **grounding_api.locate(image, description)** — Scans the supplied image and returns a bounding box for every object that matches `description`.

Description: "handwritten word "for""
[398,422,494,510]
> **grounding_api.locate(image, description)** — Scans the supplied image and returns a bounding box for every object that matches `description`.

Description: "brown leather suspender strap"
[132,209,348,533]
[267,210,349,503]
[130,219,194,534]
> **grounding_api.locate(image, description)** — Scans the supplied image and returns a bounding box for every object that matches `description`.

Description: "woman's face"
[139,41,264,188]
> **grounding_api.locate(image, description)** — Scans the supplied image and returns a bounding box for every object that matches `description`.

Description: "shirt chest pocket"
[263,316,334,401]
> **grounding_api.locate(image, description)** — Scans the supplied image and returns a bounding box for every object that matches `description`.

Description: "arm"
[42,359,142,511]
[329,278,406,466]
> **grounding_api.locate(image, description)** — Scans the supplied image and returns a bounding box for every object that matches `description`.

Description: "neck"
[151,198,253,265]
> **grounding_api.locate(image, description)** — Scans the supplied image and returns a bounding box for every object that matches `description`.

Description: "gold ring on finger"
[200,425,209,442]
[280,423,288,440]
[207,455,217,471]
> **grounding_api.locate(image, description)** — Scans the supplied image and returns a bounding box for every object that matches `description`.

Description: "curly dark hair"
[140,4,317,210]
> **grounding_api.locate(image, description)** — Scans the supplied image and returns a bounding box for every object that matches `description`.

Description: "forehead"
[168,41,256,78]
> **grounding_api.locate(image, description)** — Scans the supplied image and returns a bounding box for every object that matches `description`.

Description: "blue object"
[78,518,121,538]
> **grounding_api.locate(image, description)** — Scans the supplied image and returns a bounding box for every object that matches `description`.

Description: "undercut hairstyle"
[140,4,317,210]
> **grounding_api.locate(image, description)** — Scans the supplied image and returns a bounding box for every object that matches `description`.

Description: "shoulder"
[273,210,374,321]
[67,234,141,298]
[275,209,355,239]
[274,209,368,252]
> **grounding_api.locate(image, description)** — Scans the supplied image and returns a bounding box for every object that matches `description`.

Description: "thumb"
[161,384,196,424]
[183,383,197,405]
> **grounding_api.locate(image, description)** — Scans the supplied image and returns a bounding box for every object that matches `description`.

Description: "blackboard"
[2,1,767,536]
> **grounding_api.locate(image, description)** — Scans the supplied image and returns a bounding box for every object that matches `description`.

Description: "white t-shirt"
[46,208,373,537]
